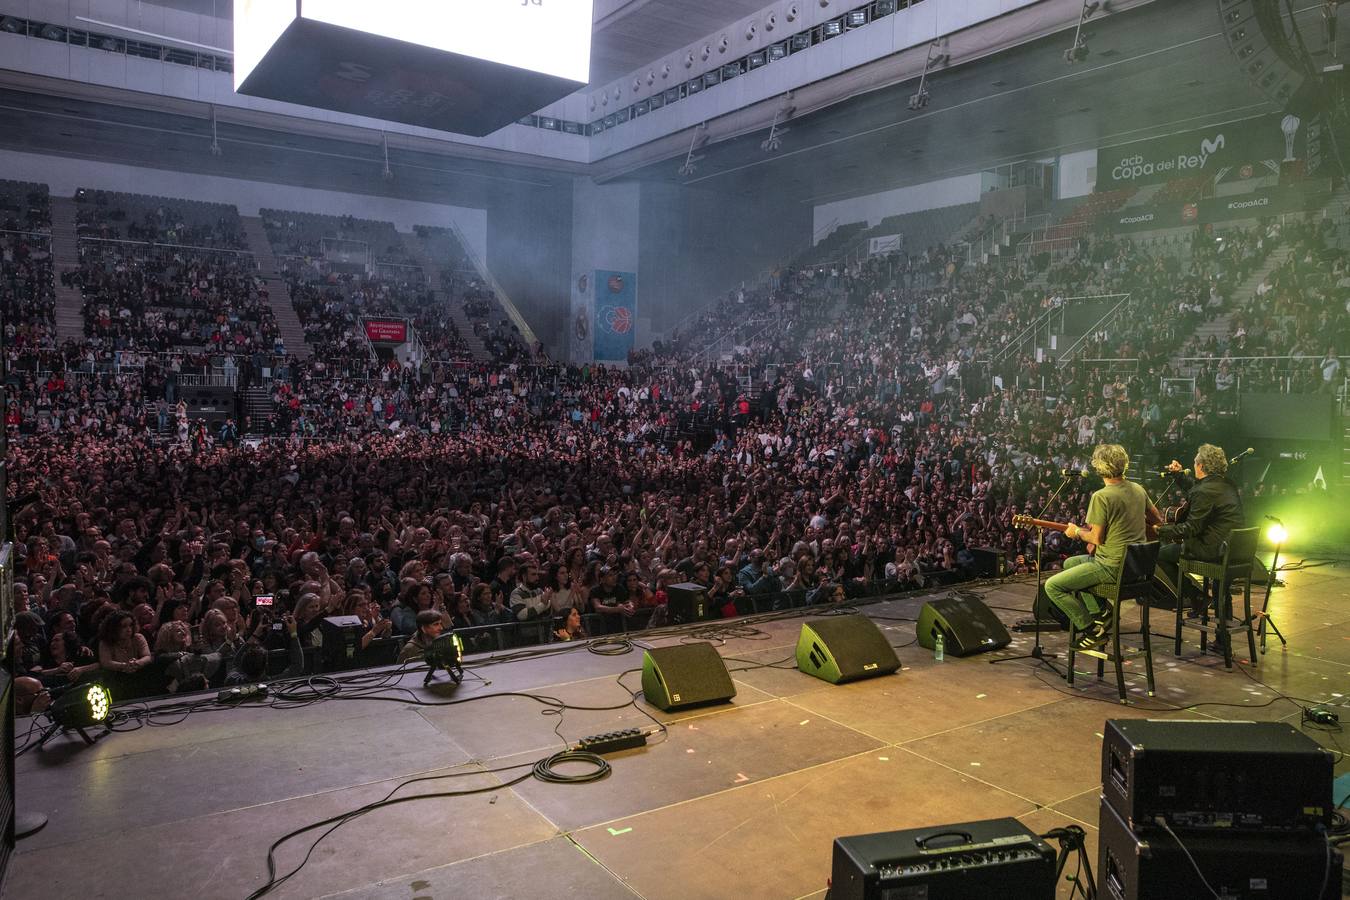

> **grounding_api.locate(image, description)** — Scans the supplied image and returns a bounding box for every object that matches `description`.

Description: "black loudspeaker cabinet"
[1102,719,1333,832]
[640,642,736,711]
[665,582,711,624]
[319,615,364,671]
[968,547,1007,578]
[831,817,1056,900]
[794,615,900,684]
[1099,799,1341,900]
[915,594,1012,657]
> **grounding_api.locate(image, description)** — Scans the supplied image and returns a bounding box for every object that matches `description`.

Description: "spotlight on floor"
[44,683,113,747]
[1266,522,1288,545]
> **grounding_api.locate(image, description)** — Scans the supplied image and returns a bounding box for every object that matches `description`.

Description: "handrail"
[445,218,536,346]
[77,235,255,257]
[0,228,50,239]
[1055,293,1133,367]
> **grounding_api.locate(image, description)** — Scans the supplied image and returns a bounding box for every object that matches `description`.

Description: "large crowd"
[5,184,1346,707]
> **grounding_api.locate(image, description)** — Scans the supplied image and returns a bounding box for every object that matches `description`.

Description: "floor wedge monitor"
[796,615,900,684]
[916,593,1012,657]
[640,643,736,712]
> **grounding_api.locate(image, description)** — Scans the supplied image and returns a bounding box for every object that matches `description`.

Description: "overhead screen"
[234,0,593,136]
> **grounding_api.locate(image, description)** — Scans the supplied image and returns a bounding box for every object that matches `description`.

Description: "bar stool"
[1066,541,1162,704]
[1172,527,1260,669]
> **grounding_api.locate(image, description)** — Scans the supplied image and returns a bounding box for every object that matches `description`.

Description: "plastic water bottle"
[934,631,945,661]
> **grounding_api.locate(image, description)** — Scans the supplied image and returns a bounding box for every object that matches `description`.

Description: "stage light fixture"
[875,0,898,15]
[1266,523,1287,545]
[821,19,844,39]
[39,24,66,42]
[0,16,23,34]
[768,41,788,61]
[44,683,113,747]
[423,632,464,686]
[846,10,868,29]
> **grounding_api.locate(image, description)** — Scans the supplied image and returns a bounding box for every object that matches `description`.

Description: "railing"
[446,219,536,346]
[992,302,1066,364]
[77,235,258,266]
[177,370,238,388]
[1055,293,1133,367]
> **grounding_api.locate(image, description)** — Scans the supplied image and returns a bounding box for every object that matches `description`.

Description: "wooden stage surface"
[10,564,1350,899]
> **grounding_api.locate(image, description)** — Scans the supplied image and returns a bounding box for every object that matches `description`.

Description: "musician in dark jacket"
[1155,443,1245,616]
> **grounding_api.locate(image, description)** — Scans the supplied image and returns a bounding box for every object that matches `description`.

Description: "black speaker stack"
[1098,719,1341,900]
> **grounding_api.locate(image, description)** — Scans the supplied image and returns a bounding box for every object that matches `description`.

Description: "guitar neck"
[1016,517,1072,535]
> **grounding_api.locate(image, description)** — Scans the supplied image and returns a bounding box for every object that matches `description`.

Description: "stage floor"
[9,564,1350,900]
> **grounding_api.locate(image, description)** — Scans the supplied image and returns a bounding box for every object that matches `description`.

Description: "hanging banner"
[593,270,636,363]
[570,272,593,365]
[868,234,903,256]
[1096,116,1285,189]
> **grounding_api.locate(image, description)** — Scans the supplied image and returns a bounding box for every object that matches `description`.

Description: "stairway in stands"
[399,231,489,362]
[241,384,275,435]
[240,216,310,359]
[50,196,84,342]
[1172,243,1294,371]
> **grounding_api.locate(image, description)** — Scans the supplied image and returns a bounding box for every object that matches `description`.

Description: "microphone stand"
[991,473,1077,675]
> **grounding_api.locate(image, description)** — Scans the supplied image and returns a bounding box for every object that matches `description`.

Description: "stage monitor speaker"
[969,547,1007,578]
[665,582,711,624]
[916,594,1012,657]
[795,615,900,684]
[640,642,736,711]
[1098,798,1341,900]
[831,817,1057,900]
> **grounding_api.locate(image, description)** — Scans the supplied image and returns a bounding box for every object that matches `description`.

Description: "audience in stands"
[5,186,1345,703]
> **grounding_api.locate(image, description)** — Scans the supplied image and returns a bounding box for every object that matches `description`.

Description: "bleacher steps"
[50,196,84,342]
[398,231,489,363]
[241,216,311,360]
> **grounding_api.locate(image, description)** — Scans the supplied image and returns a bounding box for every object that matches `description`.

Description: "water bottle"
[934,630,945,661]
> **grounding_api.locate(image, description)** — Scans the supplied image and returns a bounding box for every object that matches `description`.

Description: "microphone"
[1160,468,1191,479]
[1264,514,1284,525]
[1060,468,1089,477]
[1229,447,1255,465]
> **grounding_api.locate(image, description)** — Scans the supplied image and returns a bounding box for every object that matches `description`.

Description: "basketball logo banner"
[593,270,636,362]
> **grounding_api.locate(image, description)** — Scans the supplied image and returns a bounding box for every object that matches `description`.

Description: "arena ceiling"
[0,1,1303,208]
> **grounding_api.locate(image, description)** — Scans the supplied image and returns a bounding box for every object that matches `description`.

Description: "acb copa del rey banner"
[592,270,636,363]
[1096,115,1290,189]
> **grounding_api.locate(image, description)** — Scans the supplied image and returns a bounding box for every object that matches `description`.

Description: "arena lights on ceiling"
[1065,0,1112,64]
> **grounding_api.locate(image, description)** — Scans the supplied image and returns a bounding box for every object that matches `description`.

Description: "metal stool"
[1172,527,1260,669]
[1067,541,1161,704]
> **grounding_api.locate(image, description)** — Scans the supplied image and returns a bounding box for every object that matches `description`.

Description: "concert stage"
[10,567,1350,900]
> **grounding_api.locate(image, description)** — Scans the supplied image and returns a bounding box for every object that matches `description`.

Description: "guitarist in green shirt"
[1043,444,1160,650]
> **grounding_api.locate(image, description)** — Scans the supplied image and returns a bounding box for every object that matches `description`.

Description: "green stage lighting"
[1267,523,1288,545]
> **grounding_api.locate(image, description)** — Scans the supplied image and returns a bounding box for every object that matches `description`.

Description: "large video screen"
[235,0,593,88]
